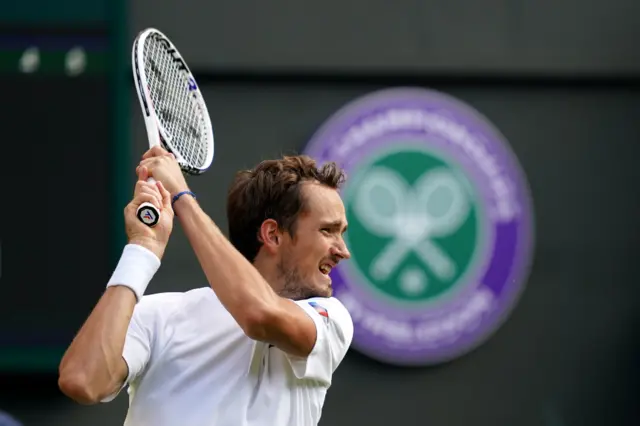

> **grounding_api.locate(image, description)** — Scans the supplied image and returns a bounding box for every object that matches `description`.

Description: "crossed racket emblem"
[352,166,471,284]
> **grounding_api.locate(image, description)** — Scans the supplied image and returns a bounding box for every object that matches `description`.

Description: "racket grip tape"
[136,202,161,227]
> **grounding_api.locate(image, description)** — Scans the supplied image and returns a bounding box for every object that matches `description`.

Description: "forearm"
[58,286,135,403]
[174,196,279,329]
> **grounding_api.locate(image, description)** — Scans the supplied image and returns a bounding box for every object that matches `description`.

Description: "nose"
[331,239,351,261]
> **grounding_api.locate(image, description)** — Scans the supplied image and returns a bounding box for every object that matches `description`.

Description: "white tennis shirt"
[102,287,353,426]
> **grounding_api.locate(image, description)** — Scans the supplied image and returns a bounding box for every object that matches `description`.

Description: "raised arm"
[58,168,173,404]
[174,195,317,356]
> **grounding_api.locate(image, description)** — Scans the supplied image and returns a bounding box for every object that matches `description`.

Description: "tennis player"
[58,146,353,426]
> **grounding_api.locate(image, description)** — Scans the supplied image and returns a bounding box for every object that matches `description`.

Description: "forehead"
[300,182,346,223]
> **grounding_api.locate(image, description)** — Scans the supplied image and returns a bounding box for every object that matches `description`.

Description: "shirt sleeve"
[100,295,161,402]
[285,297,354,385]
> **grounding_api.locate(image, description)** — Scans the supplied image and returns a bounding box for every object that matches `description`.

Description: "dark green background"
[0,0,130,372]
[2,0,106,24]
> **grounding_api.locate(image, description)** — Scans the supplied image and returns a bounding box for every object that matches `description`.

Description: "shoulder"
[134,287,214,322]
[295,296,353,334]
[284,296,353,382]
[296,296,351,317]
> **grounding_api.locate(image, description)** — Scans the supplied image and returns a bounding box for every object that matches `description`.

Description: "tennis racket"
[131,28,214,227]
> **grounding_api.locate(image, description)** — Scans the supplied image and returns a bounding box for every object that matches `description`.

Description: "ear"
[258,219,282,254]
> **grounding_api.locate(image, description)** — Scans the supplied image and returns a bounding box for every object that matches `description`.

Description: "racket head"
[132,28,214,175]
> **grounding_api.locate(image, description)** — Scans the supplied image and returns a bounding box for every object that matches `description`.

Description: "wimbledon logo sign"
[303,88,535,366]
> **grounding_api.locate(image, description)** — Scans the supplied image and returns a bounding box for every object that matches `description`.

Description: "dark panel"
[0,73,111,370]
[131,0,640,75]
[0,374,128,426]
[0,0,106,24]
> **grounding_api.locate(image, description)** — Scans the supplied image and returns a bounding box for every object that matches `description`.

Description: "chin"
[317,276,333,297]
[315,282,333,298]
[281,270,333,300]
[304,283,332,300]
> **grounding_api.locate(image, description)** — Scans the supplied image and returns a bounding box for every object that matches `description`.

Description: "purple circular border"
[303,87,535,366]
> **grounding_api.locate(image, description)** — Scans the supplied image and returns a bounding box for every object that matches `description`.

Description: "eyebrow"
[323,220,348,233]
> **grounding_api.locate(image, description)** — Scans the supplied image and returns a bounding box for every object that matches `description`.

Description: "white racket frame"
[131,28,214,227]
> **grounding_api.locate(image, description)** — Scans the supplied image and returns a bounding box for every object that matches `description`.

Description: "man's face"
[277,183,350,300]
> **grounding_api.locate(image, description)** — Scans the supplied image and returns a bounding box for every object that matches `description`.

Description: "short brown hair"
[227,155,345,262]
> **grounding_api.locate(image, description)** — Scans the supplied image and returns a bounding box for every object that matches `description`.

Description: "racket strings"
[165,56,202,164]
[143,37,209,169]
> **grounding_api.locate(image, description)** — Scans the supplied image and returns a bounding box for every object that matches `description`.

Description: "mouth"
[319,264,333,275]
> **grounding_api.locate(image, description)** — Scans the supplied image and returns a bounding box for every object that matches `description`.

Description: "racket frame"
[131,28,214,227]
[132,27,214,176]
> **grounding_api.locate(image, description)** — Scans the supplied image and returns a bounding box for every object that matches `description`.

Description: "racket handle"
[136,177,161,227]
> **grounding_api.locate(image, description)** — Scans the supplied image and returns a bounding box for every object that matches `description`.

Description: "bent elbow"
[240,308,273,342]
[58,372,103,405]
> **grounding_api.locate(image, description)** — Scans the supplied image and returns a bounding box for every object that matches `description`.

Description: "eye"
[321,228,331,235]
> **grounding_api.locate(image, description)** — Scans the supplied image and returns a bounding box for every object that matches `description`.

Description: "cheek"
[292,233,329,268]
[308,240,332,265]
[296,243,321,267]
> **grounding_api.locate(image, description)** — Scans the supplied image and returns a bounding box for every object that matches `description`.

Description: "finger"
[134,179,147,197]
[134,179,158,197]
[139,185,163,209]
[138,157,161,170]
[141,148,156,160]
[135,192,163,211]
[156,181,173,209]
[137,159,157,179]
[142,145,168,160]
[136,165,149,181]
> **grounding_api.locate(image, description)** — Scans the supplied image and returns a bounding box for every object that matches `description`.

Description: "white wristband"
[106,244,161,302]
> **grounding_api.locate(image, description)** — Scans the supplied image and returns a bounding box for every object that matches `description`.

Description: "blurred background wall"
[0,1,639,425]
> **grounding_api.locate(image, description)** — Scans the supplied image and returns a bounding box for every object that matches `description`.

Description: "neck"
[252,254,279,290]
[252,253,308,300]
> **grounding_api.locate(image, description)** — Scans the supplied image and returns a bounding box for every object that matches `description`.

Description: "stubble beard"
[276,257,321,301]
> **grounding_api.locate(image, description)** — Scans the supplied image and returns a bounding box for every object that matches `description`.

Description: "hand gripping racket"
[131,28,214,227]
